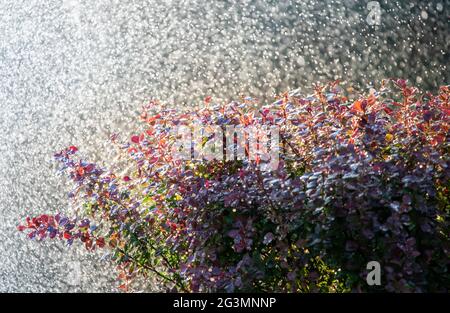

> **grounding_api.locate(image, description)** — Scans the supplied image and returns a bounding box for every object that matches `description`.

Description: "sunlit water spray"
[0,0,447,291]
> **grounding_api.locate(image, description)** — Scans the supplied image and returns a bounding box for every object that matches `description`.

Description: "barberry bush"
[19,79,449,292]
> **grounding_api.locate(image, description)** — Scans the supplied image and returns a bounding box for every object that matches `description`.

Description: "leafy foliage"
[19,80,449,292]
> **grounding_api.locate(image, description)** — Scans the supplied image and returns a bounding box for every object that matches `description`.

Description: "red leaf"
[68,146,78,153]
[394,79,407,89]
[84,164,94,173]
[131,135,140,144]
[76,166,85,176]
[118,284,128,291]
[383,106,393,115]
[40,214,49,224]
[85,239,93,250]
[351,100,365,113]
[63,231,72,240]
[96,237,106,248]
[17,225,26,232]
[431,134,444,146]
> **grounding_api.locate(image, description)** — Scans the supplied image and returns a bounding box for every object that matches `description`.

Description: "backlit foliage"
[19,80,449,292]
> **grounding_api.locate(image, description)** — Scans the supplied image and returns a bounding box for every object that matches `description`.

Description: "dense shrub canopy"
[20,80,449,292]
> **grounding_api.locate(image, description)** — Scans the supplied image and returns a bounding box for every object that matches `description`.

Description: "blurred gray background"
[0,0,448,292]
